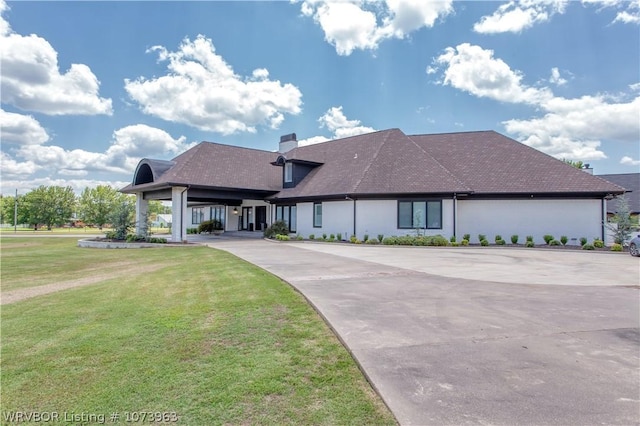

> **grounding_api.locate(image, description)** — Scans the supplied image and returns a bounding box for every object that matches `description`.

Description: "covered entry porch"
[132,185,276,243]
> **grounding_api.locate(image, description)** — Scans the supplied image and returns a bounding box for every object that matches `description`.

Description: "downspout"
[180,185,190,243]
[453,193,457,239]
[601,197,605,242]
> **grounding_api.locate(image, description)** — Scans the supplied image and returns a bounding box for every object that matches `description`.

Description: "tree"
[78,185,126,229]
[108,198,136,240]
[22,186,76,230]
[606,195,635,245]
[562,159,584,169]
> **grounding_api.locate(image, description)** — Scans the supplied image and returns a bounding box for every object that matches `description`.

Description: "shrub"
[264,221,289,238]
[337,233,342,241]
[611,243,623,252]
[478,234,486,243]
[363,234,369,242]
[579,237,587,246]
[329,234,335,240]
[350,235,358,243]
[526,235,534,243]
[309,234,315,240]
[147,237,167,244]
[275,234,290,241]
[463,234,471,242]
[494,235,502,243]
[511,235,519,244]
[322,233,327,240]
[543,234,554,245]
[378,234,384,243]
[582,243,595,250]
[186,227,198,235]
[429,235,450,246]
[480,239,489,246]
[593,239,604,248]
[496,239,506,245]
[382,237,397,245]
[550,239,561,246]
[105,230,117,240]
[461,239,469,246]
[450,235,456,243]
[525,241,535,248]
[197,219,223,234]
[451,241,460,247]
[296,235,303,240]
[365,238,379,245]
[560,235,568,246]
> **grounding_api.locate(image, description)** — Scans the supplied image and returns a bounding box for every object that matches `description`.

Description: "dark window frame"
[284,162,293,183]
[313,202,322,228]
[192,207,205,225]
[397,200,442,230]
[275,204,297,232]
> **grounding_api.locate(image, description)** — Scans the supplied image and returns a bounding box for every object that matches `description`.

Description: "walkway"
[209,240,640,425]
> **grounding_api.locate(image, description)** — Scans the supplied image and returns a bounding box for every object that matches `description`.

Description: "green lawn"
[1,238,395,425]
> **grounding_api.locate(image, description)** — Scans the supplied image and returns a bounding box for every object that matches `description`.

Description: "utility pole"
[14,188,18,233]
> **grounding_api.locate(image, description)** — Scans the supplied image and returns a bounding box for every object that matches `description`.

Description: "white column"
[135,193,149,236]
[171,186,188,243]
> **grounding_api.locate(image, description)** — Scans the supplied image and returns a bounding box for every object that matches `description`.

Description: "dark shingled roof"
[274,129,470,199]
[123,142,281,193]
[598,173,640,214]
[124,129,626,200]
[409,131,625,195]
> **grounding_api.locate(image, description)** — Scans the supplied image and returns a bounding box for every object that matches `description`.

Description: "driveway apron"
[209,240,640,426]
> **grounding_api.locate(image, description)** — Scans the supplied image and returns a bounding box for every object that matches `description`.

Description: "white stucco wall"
[457,198,603,244]
[294,199,453,240]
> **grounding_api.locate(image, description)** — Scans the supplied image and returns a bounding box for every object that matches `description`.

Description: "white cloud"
[430,43,640,160]
[1,176,131,196]
[125,35,302,135]
[629,82,640,91]
[473,0,568,34]
[620,156,640,166]
[0,109,50,145]
[583,0,640,25]
[0,1,112,115]
[549,67,567,86]
[298,106,376,146]
[430,43,553,105]
[299,0,453,56]
[0,151,39,177]
[14,124,193,178]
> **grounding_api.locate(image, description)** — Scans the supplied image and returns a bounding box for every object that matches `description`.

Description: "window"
[210,206,225,228]
[313,202,322,228]
[192,207,204,225]
[397,200,442,229]
[284,162,293,183]
[275,205,297,232]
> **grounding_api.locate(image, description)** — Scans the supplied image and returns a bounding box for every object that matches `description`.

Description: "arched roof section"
[133,159,175,185]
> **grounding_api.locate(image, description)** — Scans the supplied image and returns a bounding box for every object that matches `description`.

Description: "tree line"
[0,185,170,230]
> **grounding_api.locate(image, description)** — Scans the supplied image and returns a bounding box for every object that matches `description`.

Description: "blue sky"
[1,0,638,194]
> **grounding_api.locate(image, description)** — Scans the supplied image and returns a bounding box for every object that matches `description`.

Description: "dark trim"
[313,202,322,228]
[601,198,605,242]
[275,204,297,232]
[397,199,443,230]
[465,192,623,200]
[453,194,457,238]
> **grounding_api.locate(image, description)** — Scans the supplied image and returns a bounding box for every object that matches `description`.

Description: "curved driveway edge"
[209,240,640,425]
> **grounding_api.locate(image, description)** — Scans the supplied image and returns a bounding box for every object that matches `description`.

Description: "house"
[598,173,639,217]
[122,129,626,244]
[152,214,172,228]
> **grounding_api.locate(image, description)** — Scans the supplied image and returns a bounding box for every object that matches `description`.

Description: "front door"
[242,207,253,231]
[255,206,267,231]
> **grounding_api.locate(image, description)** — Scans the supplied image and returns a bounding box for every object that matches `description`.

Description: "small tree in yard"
[108,200,135,240]
[606,195,635,245]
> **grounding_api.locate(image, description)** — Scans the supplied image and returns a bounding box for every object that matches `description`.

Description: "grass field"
[0,226,170,235]
[0,238,395,425]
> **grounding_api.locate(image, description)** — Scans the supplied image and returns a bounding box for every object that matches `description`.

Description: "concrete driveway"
[209,240,640,425]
